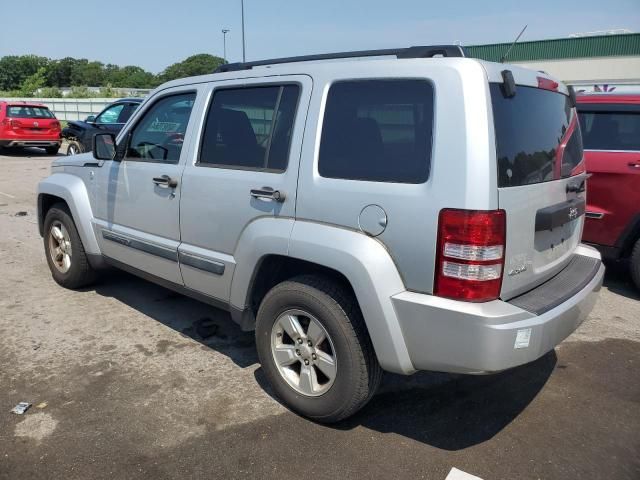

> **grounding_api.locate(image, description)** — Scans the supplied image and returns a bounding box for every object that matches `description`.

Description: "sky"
[1,0,639,73]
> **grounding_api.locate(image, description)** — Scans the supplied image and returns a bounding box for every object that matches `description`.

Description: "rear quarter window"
[318,79,434,183]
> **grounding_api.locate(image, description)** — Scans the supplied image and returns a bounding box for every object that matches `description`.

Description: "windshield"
[7,105,55,119]
[491,84,583,188]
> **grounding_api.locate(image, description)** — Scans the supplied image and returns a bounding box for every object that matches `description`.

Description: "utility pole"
[241,0,246,62]
[222,29,230,62]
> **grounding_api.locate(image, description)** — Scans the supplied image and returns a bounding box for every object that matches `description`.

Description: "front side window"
[578,111,640,151]
[7,106,54,118]
[126,93,196,164]
[96,104,124,124]
[319,79,434,183]
[199,85,300,171]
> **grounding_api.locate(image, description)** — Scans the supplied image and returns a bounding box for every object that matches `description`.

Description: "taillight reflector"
[435,209,506,302]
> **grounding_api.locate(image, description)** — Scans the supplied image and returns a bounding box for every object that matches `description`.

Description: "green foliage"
[158,54,225,82]
[19,67,48,97]
[39,87,63,98]
[0,55,49,91]
[68,85,92,98]
[0,53,226,93]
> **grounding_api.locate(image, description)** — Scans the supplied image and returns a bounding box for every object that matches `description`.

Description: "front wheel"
[255,275,382,423]
[66,140,83,156]
[43,203,96,289]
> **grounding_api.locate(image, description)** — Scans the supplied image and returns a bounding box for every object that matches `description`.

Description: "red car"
[0,101,62,155]
[577,93,640,289]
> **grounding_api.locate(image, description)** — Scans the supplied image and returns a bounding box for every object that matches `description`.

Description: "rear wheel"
[43,203,96,289]
[255,275,382,423]
[66,140,83,156]
[630,238,640,291]
[45,145,60,155]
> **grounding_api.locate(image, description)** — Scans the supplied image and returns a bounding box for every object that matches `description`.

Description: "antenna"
[500,24,528,63]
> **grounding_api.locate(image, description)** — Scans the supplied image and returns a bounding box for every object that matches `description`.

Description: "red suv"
[0,101,62,155]
[577,93,640,289]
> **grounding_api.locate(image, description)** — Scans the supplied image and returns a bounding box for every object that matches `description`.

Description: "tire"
[66,141,83,156]
[45,145,60,155]
[630,238,640,291]
[43,203,96,289]
[255,274,382,423]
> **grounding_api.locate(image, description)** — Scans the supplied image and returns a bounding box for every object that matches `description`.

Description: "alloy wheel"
[270,309,337,396]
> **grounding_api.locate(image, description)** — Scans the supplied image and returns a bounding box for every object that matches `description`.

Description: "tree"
[0,55,49,91]
[19,67,48,97]
[46,57,81,87]
[158,54,225,83]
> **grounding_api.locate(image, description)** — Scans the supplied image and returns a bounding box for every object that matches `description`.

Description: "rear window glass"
[7,106,54,118]
[491,84,583,188]
[578,111,640,151]
[319,79,434,183]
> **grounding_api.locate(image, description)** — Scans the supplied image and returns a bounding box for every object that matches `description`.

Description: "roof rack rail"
[215,45,466,73]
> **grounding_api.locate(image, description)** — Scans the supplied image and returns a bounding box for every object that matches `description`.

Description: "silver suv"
[37,46,604,422]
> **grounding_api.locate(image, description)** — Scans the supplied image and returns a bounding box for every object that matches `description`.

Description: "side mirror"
[85,115,96,123]
[93,133,117,160]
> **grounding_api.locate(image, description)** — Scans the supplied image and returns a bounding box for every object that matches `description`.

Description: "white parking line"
[445,468,484,480]
[0,191,15,199]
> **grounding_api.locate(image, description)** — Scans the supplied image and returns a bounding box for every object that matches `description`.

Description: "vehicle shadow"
[0,146,61,157]
[91,268,556,450]
[602,261,639,300]
[90,269,259,368]
[255,349,556,450]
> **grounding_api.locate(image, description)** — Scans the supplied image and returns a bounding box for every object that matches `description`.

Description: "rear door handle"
[152,175,178,188]
[250,187,285,202]
[628,162,640,168]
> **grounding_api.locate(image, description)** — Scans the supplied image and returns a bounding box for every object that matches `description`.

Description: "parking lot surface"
[1,149,639,479]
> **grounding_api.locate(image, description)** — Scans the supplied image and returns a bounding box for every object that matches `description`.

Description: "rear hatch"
[5,105,60,135]
[491,80,587,300]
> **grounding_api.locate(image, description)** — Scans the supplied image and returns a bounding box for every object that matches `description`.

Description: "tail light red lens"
[434,209,506,302]
[52,121,61,129]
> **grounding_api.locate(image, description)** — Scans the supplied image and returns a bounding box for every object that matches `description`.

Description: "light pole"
[241,0,246,62]
[222,29,230,62]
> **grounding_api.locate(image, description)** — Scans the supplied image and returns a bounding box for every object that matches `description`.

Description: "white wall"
[513,56,640,84]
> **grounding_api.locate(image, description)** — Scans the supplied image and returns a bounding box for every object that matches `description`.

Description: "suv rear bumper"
[0,140,61,148]
[391,245,604,374]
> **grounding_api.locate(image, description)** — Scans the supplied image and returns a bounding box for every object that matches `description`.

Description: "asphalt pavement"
[0,149,638,479]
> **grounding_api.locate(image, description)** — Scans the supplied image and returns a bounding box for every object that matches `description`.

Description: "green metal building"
[467,33,640,92]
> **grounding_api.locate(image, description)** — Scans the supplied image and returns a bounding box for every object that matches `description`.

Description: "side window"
[96,104,124,124]
[126,93,196,164]
[319,79,434,183]
[579,111,640,151]
[118,103,138,124]
[199,84,300,171]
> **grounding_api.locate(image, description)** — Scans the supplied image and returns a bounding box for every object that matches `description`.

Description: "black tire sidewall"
[43,206,88,287]
[256,281,365,421]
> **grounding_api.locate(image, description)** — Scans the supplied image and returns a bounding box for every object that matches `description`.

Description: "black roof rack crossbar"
[215,45,466,73]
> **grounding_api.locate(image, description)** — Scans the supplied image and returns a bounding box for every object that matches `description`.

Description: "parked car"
[62,98,142,155]
[577,93,640,290]
[37,46,604,422]
[0,101,61,154]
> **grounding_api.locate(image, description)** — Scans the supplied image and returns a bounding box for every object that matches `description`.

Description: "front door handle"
[152,175,178,188]
[628,162,640,169]
[250,187,285,202]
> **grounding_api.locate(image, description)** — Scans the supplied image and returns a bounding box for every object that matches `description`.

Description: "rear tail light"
[2,119,20,128]
[434,209,506,302]
[52,121,61,129]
